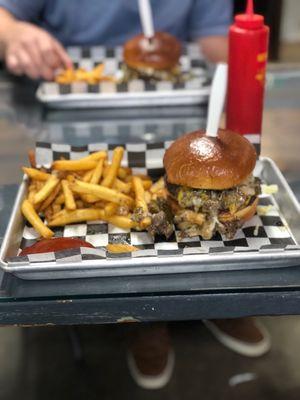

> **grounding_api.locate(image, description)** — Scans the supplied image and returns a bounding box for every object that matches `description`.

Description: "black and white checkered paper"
[38,44,210,103]
[7,141,297,266]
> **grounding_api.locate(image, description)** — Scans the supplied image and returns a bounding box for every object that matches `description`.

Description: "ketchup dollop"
[20,237,94,256]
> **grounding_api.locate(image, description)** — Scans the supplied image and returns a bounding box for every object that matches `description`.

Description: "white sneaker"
[127,348,175,390]
[203,318,271,357]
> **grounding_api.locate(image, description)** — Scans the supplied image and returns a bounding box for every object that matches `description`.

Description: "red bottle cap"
[235,0,264,30]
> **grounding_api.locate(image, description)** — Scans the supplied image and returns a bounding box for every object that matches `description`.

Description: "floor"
[1,317,300,400]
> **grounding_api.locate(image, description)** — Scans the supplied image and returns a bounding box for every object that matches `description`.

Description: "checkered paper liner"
[7,140,298,265]
[38,44,210,98]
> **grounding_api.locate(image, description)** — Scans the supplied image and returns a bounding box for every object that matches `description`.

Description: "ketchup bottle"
[226,0,269,136]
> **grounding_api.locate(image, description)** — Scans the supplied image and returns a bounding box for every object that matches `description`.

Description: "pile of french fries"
[55,63,116,85]
[21,148,166,247]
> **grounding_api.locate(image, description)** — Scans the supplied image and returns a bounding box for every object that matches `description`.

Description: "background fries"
[21,147,165,242]
[55,64,116,85]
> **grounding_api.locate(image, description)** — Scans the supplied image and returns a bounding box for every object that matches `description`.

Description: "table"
[0,67,300,326]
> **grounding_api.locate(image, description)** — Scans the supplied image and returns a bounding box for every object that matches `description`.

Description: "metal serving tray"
[36,44,211,109]
[1,157,300,280]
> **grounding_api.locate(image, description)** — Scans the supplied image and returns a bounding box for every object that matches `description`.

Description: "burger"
[161,129,260,240]
[123,32,181,81]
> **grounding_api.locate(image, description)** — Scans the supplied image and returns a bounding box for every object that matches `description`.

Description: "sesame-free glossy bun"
[123,32,181,71]
[164,129,257,190]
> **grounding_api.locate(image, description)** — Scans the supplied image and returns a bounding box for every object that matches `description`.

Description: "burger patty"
[121,63,188,83]
[166,175,261,214]
[166,175,261,240]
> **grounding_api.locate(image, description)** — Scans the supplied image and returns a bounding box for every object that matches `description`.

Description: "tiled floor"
[1,317,300,400]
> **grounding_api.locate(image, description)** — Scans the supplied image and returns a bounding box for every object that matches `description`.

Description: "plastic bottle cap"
[235,0,264,30]
[235,13,264,29]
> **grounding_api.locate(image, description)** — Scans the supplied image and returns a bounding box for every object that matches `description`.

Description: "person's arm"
[188,0,233,63]
[0,7,72,80]
[198,36,228,63]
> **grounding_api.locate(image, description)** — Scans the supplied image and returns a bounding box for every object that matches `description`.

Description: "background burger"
[162,129,260,240]
[123,32,181,81]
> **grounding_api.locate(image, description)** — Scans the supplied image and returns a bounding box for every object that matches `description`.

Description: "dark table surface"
[0,66,300,326]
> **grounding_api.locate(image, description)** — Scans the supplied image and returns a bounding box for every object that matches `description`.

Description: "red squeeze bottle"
[226,0,269,136]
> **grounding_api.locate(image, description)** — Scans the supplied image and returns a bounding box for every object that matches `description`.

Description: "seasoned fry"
[106,215,137,230]
[140,217,152,229]
[52,204,61,214]
[76,200,85,209]
[28,149,36,168]
[54,193,65,205]
[113,178,131,194]
[150,177,165,194]
[34,175,59,205]
[144,191,152,204]
[28,189,36,204]
[82,169,95,182]
[61,180,76,210]
[142,180,152,190]
[52,151,106,171]
[106,243,138,253]
[88,151,107,161]
[52,159,98,171]
[94,200,106,208]
[21,199,54,239]
[117,166,131,179]
[48,209,105,226]
[90,158,104,184]
[104,202,118,217]
[104,165,131,180]
[132,176,148,213]
[72,180,134,207]
[23,167,51,181]
[55,64,115,84]
[102,147,124,187]
[39,182,62,211]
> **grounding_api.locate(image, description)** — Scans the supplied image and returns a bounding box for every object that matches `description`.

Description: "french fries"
[61,180,76,210]
[132,176,148,214]
[72,180,134,207]
[52,159,98,171]
[20,146,166,241]
[90,158,104,184]
[23,167,51,181]
[55,64,116,85]
[104,202,118,217]
[102,147,124,188]
[48,208,105,226]
[106,243,138,253]
[21,200,54,239]
[34,175,59,205]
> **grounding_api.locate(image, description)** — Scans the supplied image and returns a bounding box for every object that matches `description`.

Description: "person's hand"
[4,21,73,80]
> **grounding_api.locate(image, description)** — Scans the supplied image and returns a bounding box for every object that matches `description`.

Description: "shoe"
[203,318,271,357]
[127,324,174,389]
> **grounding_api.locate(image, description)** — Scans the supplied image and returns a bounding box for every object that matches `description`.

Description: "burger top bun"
[123,32,181,71]
[164,129,257,190]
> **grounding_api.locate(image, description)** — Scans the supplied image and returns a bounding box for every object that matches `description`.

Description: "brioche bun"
[123,32,181,71]
[164,129,257,190]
